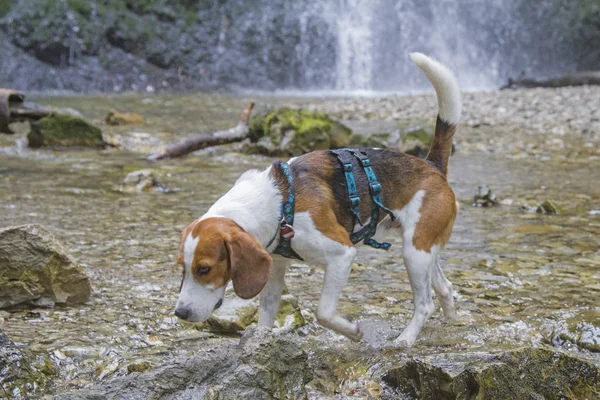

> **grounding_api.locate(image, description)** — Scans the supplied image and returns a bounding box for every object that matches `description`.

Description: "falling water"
[0,0,590,92]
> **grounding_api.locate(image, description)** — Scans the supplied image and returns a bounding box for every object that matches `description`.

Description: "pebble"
[296,86,600,158]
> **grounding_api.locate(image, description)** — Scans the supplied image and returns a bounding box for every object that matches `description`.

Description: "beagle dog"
[174,53,461,346]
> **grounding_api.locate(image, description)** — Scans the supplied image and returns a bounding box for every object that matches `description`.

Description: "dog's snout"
[214,299,223,310]
[174,306,190,320]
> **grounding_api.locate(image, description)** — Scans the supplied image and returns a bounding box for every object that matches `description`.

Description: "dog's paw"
[345,323,364,342]
[393,332,416,348]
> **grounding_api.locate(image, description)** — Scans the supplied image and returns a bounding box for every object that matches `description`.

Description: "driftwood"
[147,102,255,162]
[0,89,53,134]
[502,71,600,90]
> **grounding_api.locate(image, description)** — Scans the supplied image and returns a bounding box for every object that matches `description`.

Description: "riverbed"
[1,87,599,397]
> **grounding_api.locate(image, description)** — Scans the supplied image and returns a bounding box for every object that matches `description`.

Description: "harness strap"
[350,150,396,220]
[331,149,394,251]
[272,161,304,261]
[330,150,363,226]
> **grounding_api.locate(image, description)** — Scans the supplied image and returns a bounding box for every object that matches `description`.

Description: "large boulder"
[247,108,352,156]
[0,225,91,309]
[28,114,105,148]
[1,329,57,398]
[382,347,600,400]
[54,326,312,399]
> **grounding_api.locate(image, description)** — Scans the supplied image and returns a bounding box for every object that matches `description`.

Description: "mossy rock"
[400,126,434,158]
[28,114,105,148]
[383,346,600,400]
[247,108,352,156]
[349,132,394,149]
[272,294,306,332]
[0,224,92,309]
[0,330,57,398]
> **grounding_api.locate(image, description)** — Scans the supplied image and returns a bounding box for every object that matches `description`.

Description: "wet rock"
[54,326,311,400]
[204,292,305,334]
[550,311,600,353]
[205,296,258,334]
[473,185,498,207]
[0,224,91,309]
[382,347,599,400]
[273,294,305,332]
[246,108,352,156]
[120,169,162,193]
[28,114,105,148]
[536,200,560,214]
[105,110,145,126]
[1,329,57,398]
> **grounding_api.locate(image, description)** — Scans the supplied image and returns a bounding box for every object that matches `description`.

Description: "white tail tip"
[409,52,461,125]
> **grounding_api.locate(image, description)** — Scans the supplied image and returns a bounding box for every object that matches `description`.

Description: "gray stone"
[53,326,311,400]
[121,169,160,193]
[382,347,600,400]
[473,185,498,207]
[0,224,92,309]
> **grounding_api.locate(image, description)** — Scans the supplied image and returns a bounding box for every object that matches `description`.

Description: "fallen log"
[0,89,53,134]
[147,102,255,162]
[501,71,600,90]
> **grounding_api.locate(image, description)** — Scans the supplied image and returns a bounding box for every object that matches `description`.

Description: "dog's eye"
[196,266,211,276]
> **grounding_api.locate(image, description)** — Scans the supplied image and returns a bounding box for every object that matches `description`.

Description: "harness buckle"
[343,162,353,172]
[349,195,360,208]
[370,182,382,194]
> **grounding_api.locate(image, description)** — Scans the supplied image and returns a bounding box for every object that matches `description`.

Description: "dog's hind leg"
[258,260,288,327]
[432,256,457,320]
[394,241,437,347]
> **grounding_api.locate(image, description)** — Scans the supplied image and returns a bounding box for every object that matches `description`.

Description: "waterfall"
[222,0,583,92]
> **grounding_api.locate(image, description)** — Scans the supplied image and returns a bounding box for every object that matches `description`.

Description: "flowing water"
[0,92,599,397]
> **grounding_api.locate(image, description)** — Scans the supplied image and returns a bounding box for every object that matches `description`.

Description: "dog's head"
[174,218,272,322]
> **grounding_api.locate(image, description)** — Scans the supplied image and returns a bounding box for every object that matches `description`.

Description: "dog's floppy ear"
[226,231,272,299]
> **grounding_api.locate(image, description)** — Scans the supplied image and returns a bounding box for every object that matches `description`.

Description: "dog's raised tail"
[409,52,461,176]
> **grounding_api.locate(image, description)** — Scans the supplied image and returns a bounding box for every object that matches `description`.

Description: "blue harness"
[267,161,304,261]
[331,149,396,249]
[267,150,395,261]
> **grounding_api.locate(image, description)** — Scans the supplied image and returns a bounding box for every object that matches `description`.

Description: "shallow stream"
[0,92,598,396]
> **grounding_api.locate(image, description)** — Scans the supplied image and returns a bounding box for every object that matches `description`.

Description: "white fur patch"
[394,189,426,240]
[201,167,281,248]
[183,233,199,268]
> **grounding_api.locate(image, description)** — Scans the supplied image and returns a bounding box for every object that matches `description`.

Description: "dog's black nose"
[214,299,223,310]
[174,307,189,320]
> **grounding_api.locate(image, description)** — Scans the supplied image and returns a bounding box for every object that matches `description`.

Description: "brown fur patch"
[177,218,271,298]
[412,175,457,252]
[426,117,457,176]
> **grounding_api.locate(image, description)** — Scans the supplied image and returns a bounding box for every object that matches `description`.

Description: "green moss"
[349,132,391,148]
[28,114,105,148]
[255,108,351,156]
[67,0,92,17]
[402,127,432,146]
[273,296,305,331]
[127,360,154,374]
[0,0,14,17]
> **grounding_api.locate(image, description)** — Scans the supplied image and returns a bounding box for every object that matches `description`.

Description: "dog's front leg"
[258,261,288,327]
[316,247,362,341]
